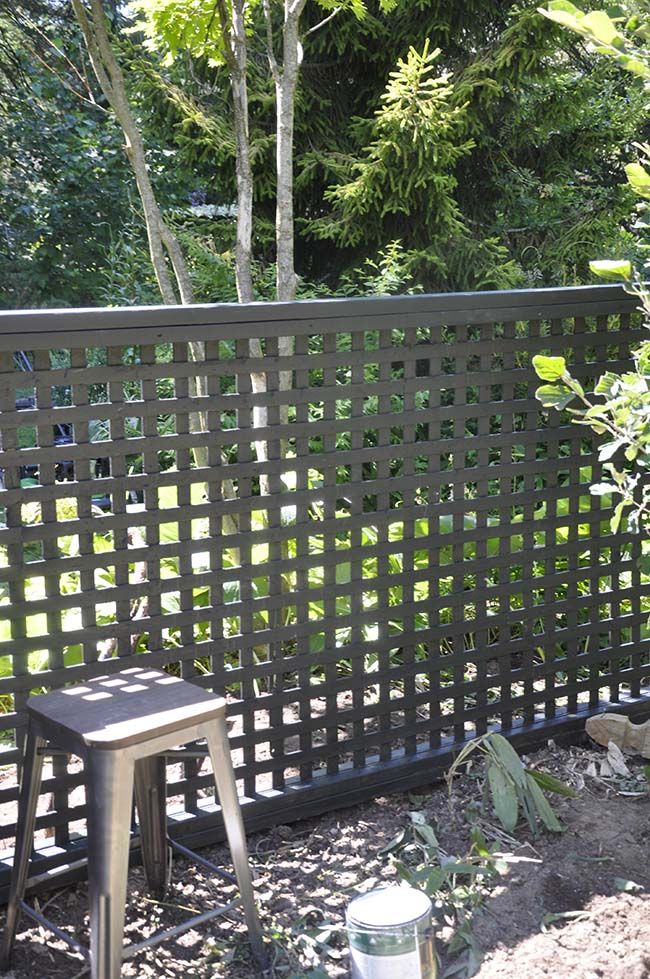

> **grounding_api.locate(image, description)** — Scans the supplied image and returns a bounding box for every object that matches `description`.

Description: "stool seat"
[27,666,226,750]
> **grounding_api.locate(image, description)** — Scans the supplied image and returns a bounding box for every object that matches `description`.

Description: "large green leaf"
[598,438,625,462]
[610,499,631,533]
[535,384,576,410]
[625,162,650,200]
[590,259,632,281]
[525,772,564,832]
[582,10,623,46]
[487,761,519,832]
[532,354,567,381]
[526,769,578,798]
[487,733,527,788]
[594,371,621,396]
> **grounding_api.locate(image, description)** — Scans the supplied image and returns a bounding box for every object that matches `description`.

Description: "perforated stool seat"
[1,667,265,979]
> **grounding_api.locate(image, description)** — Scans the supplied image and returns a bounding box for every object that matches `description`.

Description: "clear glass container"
[346,886,438,979]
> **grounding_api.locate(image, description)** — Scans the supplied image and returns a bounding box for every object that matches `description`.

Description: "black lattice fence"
[0,285,649,894]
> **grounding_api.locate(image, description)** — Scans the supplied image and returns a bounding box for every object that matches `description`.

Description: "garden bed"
[3,737,649,979]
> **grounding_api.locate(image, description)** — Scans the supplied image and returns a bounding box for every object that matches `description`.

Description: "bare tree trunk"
[216,1,269,473]
[72,0,193,306]
[71,0,244,529]
[217,0,254,305]
[275,1,305,304]
[263,0,306,410]
[260,0,307,723]
[265,0,342,305]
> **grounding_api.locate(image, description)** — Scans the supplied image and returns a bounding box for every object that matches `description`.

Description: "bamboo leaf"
[487,761,519,832]
[377,828,406,855]
[526,769,578,798]
[486,733,527,787]
[525,772,564,833]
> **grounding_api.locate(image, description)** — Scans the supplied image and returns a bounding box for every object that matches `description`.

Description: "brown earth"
[2,738,649,979]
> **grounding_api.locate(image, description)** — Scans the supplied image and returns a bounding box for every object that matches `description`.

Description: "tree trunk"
[269,1,306,405]
[72,0,194,307]
[220,1,269,468]
[275,1,304,304]
[70,0,244,518]
[221,0,255,306]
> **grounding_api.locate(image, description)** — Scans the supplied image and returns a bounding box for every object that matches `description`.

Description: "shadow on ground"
[2,740,649,978]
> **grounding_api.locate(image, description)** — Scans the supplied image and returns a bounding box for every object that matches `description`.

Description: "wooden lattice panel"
[0,286,648,889]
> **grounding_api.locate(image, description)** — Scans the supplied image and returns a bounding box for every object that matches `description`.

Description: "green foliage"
[96,223,162,307]
[541,1,650,78]
[454,29,641,285]
[313,41,472,246]
[534,4,650,536]
[380,763,572,977]
[134,0,234,65]
[380,809,504,975]
[299,0,643,290]
[133,0,396,67]
[307,33,532,290]
[0,12,139,308]
[590,258,634,279]
[336,239,424,295]
[2,0,647,303]
[531,354,569,381]
[535,347,650,533]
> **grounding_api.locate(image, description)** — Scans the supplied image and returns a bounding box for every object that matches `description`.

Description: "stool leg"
[134,756,170,898]
[1,728,45,971]
[86,751,134,979]
[206,716,266,968]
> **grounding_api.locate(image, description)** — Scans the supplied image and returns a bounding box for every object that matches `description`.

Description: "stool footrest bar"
[121,899,240,959]
[17,897,240,964]
[169,839,236,883]
[18,901,90,961]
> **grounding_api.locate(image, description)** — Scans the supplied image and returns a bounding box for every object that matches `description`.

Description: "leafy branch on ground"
[273,734,576,978]
[379,808,506,977]
[369,733,574,977]
[446,732,577,835]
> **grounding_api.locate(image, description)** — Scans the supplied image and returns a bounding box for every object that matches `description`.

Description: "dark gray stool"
[1,666,265,978]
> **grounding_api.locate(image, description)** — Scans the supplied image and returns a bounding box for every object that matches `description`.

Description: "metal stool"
[1,666,266,978]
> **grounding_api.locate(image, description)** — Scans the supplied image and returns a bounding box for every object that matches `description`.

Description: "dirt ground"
[2,736,649,979]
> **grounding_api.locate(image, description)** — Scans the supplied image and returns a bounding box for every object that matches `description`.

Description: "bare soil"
[2,738,649,979]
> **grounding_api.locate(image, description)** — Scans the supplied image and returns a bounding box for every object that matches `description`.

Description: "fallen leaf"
[541,910,592,932]
[614,878,644,893]
[606,741,632,777]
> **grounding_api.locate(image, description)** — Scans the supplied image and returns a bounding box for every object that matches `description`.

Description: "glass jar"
[346,885,438,979]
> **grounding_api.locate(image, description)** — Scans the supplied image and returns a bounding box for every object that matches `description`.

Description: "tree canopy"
[0,0,646,307]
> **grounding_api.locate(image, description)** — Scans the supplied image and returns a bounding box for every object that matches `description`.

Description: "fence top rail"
[0,284,639,345]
